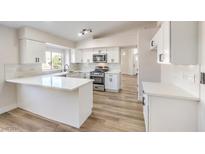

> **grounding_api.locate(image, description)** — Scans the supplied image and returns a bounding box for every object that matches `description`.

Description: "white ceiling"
[0,21,156,42]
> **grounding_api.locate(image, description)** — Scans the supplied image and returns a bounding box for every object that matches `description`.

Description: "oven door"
[90,76,104,84]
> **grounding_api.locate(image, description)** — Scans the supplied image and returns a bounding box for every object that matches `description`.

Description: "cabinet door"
[20,39,45,64]
[76,50,83,63]
[150,32,158,49]
[71,49,83,63]
[112,74,120,90]
[82,49,93,63]
[157,27,164,63]
[93,48,107,54]
[105,73,120,91]
[156,22,171,64]
[105,74,111,89]
[162,21,171,63]
[107,47,120,63]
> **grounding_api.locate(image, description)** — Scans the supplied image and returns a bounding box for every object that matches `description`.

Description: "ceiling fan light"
[78,32,83,36]
[84,30,88,34]
[78,28,92,37]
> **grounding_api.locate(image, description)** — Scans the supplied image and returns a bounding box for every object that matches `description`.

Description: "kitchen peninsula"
[6,75,93,128]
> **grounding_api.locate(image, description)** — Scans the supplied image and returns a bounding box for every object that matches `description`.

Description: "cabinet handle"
[159,54,164,62]
[142,97,145,106]
[151,40,154,47]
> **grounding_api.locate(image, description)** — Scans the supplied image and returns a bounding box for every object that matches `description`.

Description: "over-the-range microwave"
[93,54,107,63]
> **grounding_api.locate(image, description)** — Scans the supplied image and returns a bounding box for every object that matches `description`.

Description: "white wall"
[76,28,139,49]
[0,25,19,113]
[18,27,75,48]
[138,28,161,99]
[198,21,205,131]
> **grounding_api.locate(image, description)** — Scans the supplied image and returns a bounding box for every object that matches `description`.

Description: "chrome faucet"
[64,64,70,72]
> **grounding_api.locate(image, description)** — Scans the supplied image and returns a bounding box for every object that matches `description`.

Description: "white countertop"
[105,70,121,74]
[6,75,93,91]
[142,82,199,101]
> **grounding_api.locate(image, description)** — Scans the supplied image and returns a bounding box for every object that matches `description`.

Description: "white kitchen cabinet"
[82,49,93,63]
[93,48,107,54]
[71,49,83,63]
[107,47,120,63]
[142,82,199,132]
[150,30,159,50]
[105,72,121,92]
[153,21,198,65]
[156,21,170,64]
[20,39,46,64]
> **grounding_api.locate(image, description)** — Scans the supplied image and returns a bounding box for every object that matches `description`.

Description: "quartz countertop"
[105,70,121,74]
[142,82,199,101]
[6,75,93,91]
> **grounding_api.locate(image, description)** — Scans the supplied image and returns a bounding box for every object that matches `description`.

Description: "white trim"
[0,104,17,114]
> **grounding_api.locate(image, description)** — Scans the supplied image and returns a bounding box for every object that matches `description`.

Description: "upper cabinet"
[82,49,93,63]
[152,21,198,65]
[107,47,120,63]
[20,39,46,64]
[93,48,107,54]
[71,47,120,64]
[150,30,159,50]
[71,49,83,63]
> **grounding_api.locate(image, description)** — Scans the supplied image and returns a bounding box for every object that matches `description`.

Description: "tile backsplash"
[77,63,121,71]
[161,64,200,97]
[4,64,42,80]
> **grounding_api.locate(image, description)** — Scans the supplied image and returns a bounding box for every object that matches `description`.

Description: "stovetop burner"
[94,66,109,72]
[90,66,109,77]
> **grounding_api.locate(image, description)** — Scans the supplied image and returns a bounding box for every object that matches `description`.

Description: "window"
[42,49,63,71]
[51,52,63,69]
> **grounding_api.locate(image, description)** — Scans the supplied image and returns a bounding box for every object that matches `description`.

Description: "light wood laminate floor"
[0,75,145,132]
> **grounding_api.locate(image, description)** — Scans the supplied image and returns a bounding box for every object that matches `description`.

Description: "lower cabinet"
[105,73,121,92]
[142,93,198,132]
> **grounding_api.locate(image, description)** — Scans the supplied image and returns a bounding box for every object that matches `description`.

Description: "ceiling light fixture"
[78,28,92,37]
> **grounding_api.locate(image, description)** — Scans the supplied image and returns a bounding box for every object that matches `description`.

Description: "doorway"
[120,47,138,75]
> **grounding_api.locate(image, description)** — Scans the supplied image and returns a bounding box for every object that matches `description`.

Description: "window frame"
[42,48,65,71]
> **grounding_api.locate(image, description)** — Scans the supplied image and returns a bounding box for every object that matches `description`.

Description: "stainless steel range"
[90,66,109,91]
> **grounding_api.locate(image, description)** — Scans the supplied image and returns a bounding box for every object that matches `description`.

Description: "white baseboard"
[0,104,17,114]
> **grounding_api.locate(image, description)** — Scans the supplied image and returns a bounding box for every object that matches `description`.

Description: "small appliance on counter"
[90,66,109,91]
